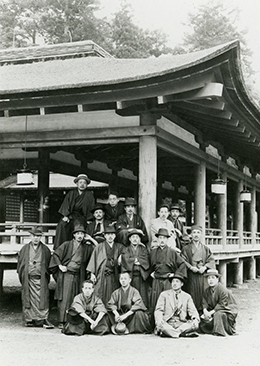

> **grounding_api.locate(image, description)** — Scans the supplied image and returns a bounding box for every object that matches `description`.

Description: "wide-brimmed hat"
[170,203,182,212]
[127,228,144,238]
[91,203,105,214]
[111,322,129,335]
[66,308,83,325]
[124,197,137,206]
[104,225,116,234]
[191,225,202,232]
[168,273,186,283]
[28,227,43,236]
[72,224,86,234]
[74,174,91,185]
[204,269,221,277]
[155,228,170,238]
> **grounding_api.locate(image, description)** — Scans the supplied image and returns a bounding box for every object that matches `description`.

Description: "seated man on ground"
[199,269,238,337]
[62,280,109,336]
[107,272,151,335]
[154,274,200,338]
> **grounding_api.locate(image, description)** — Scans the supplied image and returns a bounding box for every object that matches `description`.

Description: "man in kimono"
[53,174,95,249]
[86,203,110,244]
[49,224,94,329]
[62,280,109,336]
[121,228,151,307]
[150,204,177,250]
[87,226,124,305]
[17,227,53,328]
[168,203,186,251]
[116,197,149,246]
[181,225,215,313]
[150,228,187,315]
[107,272,151,334]
[200,269,238,336]
[154,273,199,338]
[104,191,125,225]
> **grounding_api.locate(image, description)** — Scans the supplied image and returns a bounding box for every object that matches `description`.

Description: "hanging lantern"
[211,178,226,194]
[17,115,34,185]
[240,189,251,203]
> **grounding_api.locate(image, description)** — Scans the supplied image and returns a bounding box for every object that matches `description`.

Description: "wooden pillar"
[248,257,256,280]
[218,261,227,286]
[234,259,243,285]
[235,180,244,249]
[139,114,157,244]
[250,186,256,247]
[217,171,227,249]
[186,200,192,226]
[38,149,50,224]
[194,162,206,237]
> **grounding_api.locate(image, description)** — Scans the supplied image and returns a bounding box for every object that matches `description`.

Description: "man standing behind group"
[104,191,125,225]
[49,224,94,329]
[86,204,109,244]
[181,225,215,313]
[168,203,185,251]
[87,226,124,305]
[151,204,177,249]
[116,197,148,246]
[121,229,151,307]
[17,227,53,328]
[53,174,95,250]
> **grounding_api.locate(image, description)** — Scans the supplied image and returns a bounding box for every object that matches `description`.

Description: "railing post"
[250,186,256,248]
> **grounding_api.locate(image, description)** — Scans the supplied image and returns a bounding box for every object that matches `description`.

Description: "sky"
[98,0,260,92]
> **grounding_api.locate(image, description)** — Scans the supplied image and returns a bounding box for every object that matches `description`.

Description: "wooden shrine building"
[1,40,260,288]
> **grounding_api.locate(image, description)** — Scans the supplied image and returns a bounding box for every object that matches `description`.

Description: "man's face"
[158,207,169,220]
[125,205,135,215]
[94,209,104,221]
[207,275,219,287]
[129,234,140,246]
[171,278,183,291]
[158,235,167,248]
[31,234,41,245]
[73,231,84,242]
[76,179,88,191]
[108,194,119,207]
[119,273,131,287]
[191,229,201,242]
[104,232,116,244]
[170,209,180,220]
[82,282,94,297]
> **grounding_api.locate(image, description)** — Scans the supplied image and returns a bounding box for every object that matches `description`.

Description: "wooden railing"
[205,228,222,246]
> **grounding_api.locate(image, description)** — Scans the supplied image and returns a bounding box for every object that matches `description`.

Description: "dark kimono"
[86,241,124,305]
[181,242,215,312]
[168,217,185,250]
[104,201,125,223]
[200,282,238,336]
[49,239,94,323]
[85,219,110,244]
[107,286,151,334]
[116,213,149,246]
[54,189,95,249]
[63,292,109,336]
[17,242,51,322]
[150,246,187,314]
[121,244,151,307]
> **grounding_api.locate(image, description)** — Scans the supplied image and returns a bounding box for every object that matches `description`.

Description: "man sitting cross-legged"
[107,272,151,335]
[62,280,110,336]
[154,273,200,338]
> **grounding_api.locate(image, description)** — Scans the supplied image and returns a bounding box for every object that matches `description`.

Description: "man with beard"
[50,224,94,329]
[87,226,124,305]
[53,174,95,249]
[121,229,151,307]
[86,204,110,244]
[181,225,215,314]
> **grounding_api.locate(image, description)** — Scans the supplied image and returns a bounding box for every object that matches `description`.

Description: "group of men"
[17,173,238,338]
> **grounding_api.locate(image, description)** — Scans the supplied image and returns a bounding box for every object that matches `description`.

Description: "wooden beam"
[171,101,232,120]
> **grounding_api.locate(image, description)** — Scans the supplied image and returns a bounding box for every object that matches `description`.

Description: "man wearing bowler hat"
[17,227,54,328]
[86,203,110,244]
[87,225,124,305]
[200,269,238,336]
[154,273,199,338]
[181,225,215,313]
[50,224,95,329]
[150,228,187,316]
[116,197,149,246]
[53,173,95,249]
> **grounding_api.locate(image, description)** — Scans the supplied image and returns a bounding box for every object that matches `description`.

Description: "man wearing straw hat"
[53,174,95,249]
[17,227,54,328]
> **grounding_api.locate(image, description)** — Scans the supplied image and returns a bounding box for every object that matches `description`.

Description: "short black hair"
[82,279,94,288]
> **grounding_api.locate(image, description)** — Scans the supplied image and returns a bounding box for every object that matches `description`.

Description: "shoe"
[180,332,199,338]
[58,323,64,329]
[43,319,54,329]
[25,321,34,327]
